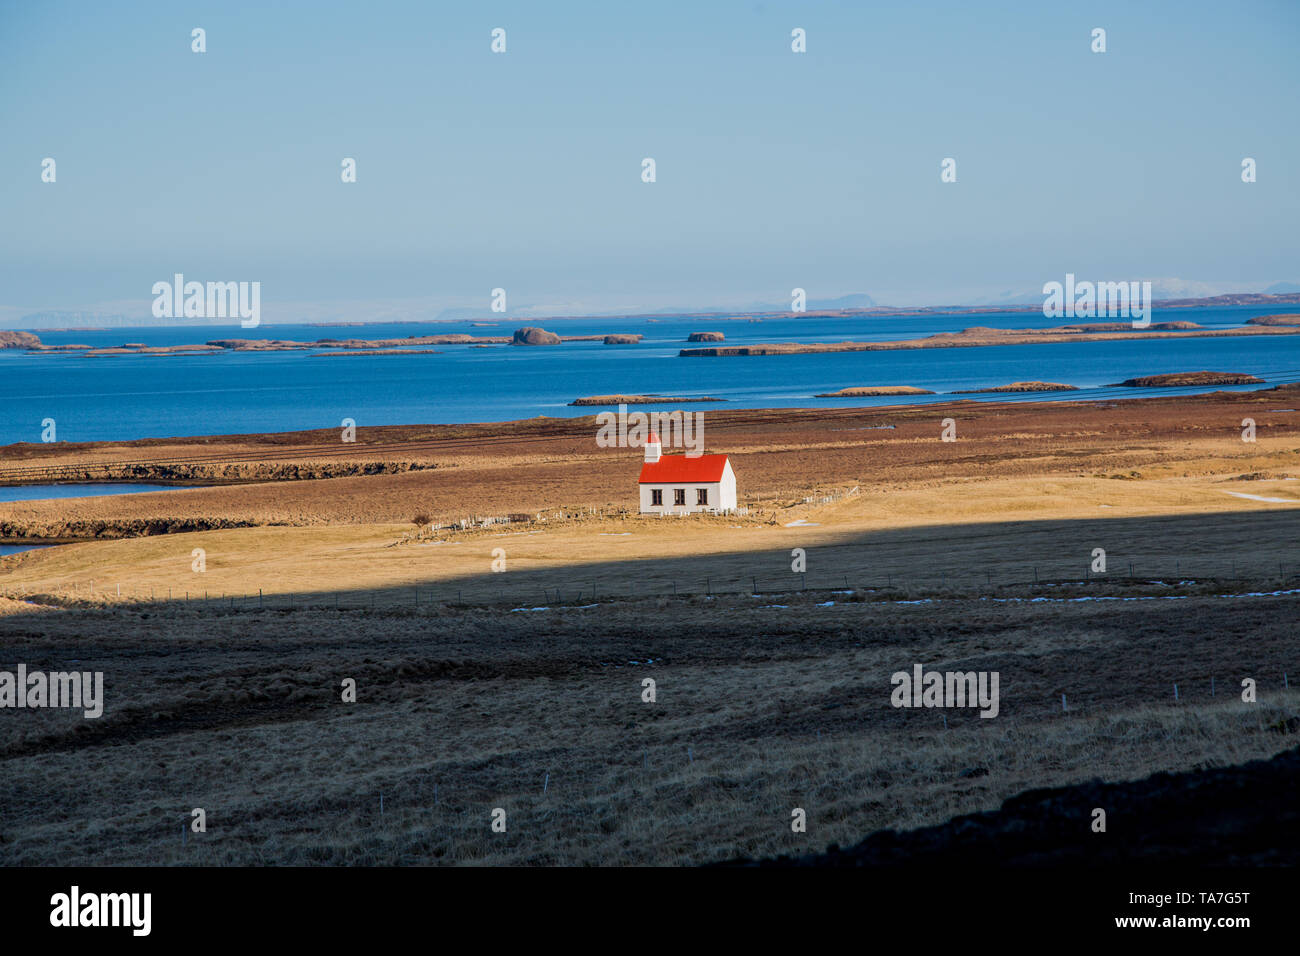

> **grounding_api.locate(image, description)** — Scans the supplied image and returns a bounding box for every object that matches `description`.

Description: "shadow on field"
[4,507,1300,614]
[103,506,1298,612]
[3,507,1298,866]
[723,743,1300,866]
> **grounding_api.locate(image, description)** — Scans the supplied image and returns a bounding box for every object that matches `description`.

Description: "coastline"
[2,385,1296,543]
[680,322,1300,356]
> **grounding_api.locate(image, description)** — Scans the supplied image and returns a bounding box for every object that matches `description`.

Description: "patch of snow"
[1226,492,1293,503]
[784,520,820,527]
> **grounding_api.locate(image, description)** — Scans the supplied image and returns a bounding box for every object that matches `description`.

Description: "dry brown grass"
[1,593,1295,865]
[3,470,1297,608]
[1,391,1297,865]
[2,387,1297,541]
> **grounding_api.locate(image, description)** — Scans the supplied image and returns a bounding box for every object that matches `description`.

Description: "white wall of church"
[638,464,736,514]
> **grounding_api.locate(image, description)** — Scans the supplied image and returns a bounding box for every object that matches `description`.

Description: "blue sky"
[1,0,1297,322]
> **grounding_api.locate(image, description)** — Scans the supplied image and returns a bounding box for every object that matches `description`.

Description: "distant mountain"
[1146,278,1235,300]
[433,307,490,322]
[806,293,876,310]
[9,283,1300,330]
[16,310,142,329]
[964,289,1042,307]
[966,278,1290,308]
[644,293,877,315]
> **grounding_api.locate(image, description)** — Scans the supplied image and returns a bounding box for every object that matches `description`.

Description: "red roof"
[639,453,729,484]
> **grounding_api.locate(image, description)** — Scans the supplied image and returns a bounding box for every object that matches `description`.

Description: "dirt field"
[1,389,1298,865]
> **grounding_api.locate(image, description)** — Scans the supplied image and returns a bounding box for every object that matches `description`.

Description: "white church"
[637,430,737,514]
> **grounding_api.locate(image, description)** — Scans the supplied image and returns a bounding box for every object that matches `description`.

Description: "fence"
[9,554,1299,613]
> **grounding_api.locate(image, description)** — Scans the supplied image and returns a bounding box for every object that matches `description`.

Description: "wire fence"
[12,554,1300,613]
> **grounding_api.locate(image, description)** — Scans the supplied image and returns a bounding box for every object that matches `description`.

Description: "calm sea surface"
[0,544,52,555]
[2,305,1298,444]
[0,483,194,502]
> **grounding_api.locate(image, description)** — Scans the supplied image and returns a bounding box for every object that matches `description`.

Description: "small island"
[568,394,726,406]
[680,321,1300,356]
[14,326,644,356]
[1246,314,1300,326]
[815,386,935,397]
[953,382,1079,393]
[312,349,444,357]
[0,331,41,349]
[1111,371,1264,387]
[687,331,725,342]
[511,327,562,345]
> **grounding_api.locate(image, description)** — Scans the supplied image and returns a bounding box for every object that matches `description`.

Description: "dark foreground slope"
[726,741,1300,866]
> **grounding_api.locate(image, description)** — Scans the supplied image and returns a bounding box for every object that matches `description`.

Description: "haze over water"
[1,304,1297,445]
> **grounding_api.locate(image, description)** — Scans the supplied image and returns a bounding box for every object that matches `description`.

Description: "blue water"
[2,305,1297,444]
[0,543,53,555]
[0,483,193,502]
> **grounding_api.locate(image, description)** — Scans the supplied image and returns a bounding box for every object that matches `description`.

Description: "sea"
[2,305,1298,445]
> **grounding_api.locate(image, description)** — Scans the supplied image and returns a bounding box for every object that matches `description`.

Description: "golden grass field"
[2,469,1300,608]
[1,389,1298,864]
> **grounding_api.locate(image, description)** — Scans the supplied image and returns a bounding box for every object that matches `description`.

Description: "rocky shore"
[0,331,41,349]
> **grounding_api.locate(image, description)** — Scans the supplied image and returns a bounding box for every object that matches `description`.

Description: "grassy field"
[2,386,1298,540]
[2,471,1298,607]
[1,390,1298,865]
[1,592,1296,865]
